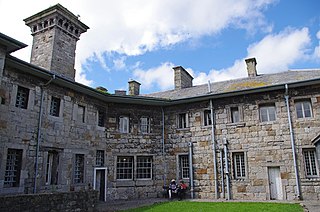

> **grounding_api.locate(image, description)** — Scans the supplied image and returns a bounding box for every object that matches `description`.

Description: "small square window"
[98,109,105,127]
[140,117,150,134]
[178,113,189,129]
[260,105,276,122]
[295,100,312,118]
[119,116,129,133]
[50,97,61,117]
[204,110,212,126]
[15,86,29,109]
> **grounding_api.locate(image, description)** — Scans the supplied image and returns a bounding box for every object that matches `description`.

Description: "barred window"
[116,156,133,180]
[50,97,61,117]
[46,151,59,185]
[74,154,84,183]
[4,149,22,187]
[98,109,105,127]
[137,156,152,179]
[303,149,318,177]
[15,86,29,109]
[233,152,246,179]
[204,110,212,126]
[179,155,189,179]
[119,116,129,133]
[96,150,105,167]
[140,117,150,134]
[296,101,312,118]
[260,105,276,122]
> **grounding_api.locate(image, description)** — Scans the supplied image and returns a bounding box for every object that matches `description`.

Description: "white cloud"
[191,27,311,85]
[0,0,276,86]
[314,30,320,60]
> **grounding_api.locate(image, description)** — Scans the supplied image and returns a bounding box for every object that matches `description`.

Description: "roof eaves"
[0,33,28,53]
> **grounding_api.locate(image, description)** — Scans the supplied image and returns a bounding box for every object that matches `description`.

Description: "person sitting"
[178,180,187,200]
[168,179,178,199]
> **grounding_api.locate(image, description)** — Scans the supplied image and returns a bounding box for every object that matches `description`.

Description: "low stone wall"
[0,190,98,212]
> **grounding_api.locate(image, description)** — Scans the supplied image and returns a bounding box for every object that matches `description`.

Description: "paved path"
[95,198,320,212]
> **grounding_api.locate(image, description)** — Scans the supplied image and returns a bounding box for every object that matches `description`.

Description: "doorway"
[94,167,107,202]
[268,167,283,200]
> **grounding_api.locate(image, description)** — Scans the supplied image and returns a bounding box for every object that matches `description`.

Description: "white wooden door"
[268,167,283,200]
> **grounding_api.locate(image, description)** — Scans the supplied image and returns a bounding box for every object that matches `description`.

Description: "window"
[116,156,133,180]
[137,156,152,179]
[74,154,84,183]
[178,113,189,129]
[96,150,104,167]
[231,107,240,123]
[204,110,212,126]
[179,155,189,179]
[140,117,150,134]
[296,101,312,118]
[98,109,105,127]
[303,149,318,177]
[119,116,129,133]
[50,97,61,117]
[260,105,276,122]
[233,152,246,179]
[15,86,29,109]
[4,149,22,187]
[77,105,85,123]
[46,151,59,185]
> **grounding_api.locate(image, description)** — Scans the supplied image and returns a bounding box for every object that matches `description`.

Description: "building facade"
[0,4,319,201]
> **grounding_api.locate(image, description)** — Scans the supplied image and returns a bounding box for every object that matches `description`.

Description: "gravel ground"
[95,198,320,212]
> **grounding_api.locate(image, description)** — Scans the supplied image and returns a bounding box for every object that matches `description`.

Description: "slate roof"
[146,69,320,100]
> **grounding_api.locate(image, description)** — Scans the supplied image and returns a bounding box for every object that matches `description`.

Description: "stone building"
[0,4,319,201]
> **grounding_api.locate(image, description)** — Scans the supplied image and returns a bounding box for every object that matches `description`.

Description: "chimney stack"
[245,58,257,77]
[173,66,193,90]
[24,4,89,80]
[128,80,141,96]
[115,90,126,96]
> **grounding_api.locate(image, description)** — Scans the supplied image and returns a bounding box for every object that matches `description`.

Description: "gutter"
[33,74,55,193]
[284,84,301,199]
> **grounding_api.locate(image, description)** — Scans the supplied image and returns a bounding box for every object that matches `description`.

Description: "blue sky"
[1,0,319,94]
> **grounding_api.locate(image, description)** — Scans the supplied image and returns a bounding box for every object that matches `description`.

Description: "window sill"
[226,122,246,127]
[177,128,190,131]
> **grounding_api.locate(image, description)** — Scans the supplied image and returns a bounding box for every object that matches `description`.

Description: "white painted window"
[233,152,246,179]
[4,149,23,187]
[137,156,152,179]
[260,105,276,122]
[116,156,133,180]
[204,110,212,126]
[231,107,240,123]
[140,117,150,134]
[74,154,84,183]
[295,100,312,118]
[15,86,29,109]
[178,113,189,129]
[303,149,319,177]
[179,155,189,179]
[119,116,129,133]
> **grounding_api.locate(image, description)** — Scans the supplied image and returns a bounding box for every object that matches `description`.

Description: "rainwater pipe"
[219,141,225,198]
[223,138,231,200]
[284,84,301,199]
[188,142,194,199]
[208,81,218,199]
[33,74,55,193]
[161,107,167,188]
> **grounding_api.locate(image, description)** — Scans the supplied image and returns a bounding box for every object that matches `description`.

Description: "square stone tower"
[24,4,89,80]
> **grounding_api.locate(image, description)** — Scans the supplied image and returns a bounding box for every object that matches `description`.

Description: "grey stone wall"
[0,190,98,212]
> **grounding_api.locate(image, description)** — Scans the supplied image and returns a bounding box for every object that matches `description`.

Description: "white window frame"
[49,97,61,117]
[259,105,276,122]
[177,113,189,129]
[96,150,105,167]
[231,107,240,123]
[140,117,150,134]
[136,156,153,179]
[179,155,190,179]
[74,154,84,184]
[119,116,129,133]
[233,152,246,179]
[303,149,319,178]
[116,156,133,180]
[295,100,312,119]
[45,151,59,185]
[203,110,212,126]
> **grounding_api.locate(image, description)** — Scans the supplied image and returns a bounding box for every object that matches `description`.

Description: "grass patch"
[122,201,303,212]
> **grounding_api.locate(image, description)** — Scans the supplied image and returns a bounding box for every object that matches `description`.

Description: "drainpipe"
[33,75,55,193]
[161,107,167,187]
[284,84,301,199]
[220,142,225,198]
[188,142,194,199]
[208,81,218,199]
[223,138,231,200]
